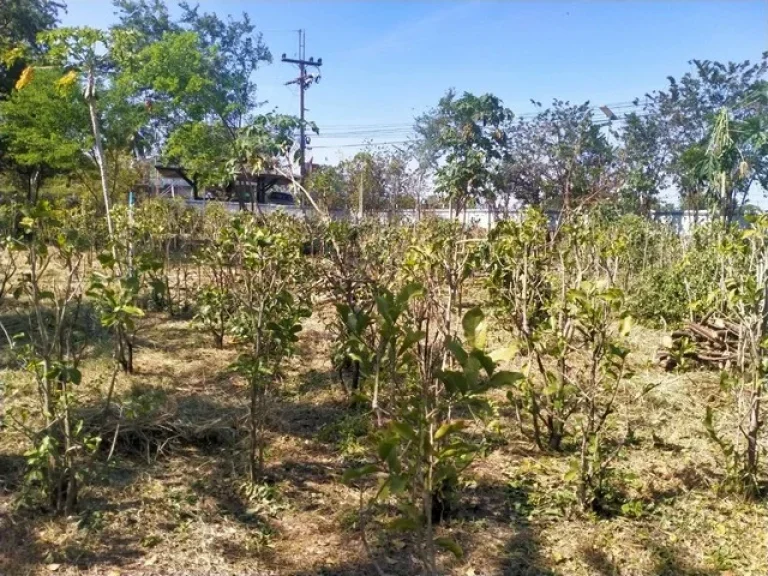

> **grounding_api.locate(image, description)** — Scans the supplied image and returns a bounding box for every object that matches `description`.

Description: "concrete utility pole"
[282,30,322,182]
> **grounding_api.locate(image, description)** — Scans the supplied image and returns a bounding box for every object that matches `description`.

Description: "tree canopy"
[0,0,765,218]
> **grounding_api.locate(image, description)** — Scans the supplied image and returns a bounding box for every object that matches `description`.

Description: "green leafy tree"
[345,297,522,574]
[704,214,768,495]
[643,55,768,209]
[5,200,100,513]
[309,149,417,216]
[0,67,92,203]
[564,282,634,511]
[340,152,387,216]
[228,112,309,208]
[114,1,273,192]
[0,0,65,192]
[306,164,347,211]
[617,111,667,213]
[0,0,64,95]
[695,104,767,221]
[415,90,512,215]
[225,215,310,483]
[112,0,179,44]
[164,121,232,193]
[177,2,270,130]
[17,27,149,236]
[505,100,618,210]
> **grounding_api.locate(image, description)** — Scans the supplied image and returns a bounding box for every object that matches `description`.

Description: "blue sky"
[62,0,768,164]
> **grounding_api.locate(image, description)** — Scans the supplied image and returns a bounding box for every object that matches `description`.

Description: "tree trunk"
[358,171,364,222]
[746,384,760,480]
[28,168,41,204]
[249,377,259,483]
[85,69,113,241]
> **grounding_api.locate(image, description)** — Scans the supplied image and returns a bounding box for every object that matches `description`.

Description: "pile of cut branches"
[657,317,741,371]
[80,403,243,462]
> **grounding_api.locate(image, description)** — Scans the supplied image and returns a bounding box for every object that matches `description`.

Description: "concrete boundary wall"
[185,200,714,234]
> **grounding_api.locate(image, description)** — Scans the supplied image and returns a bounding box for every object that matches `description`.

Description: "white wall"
[186,200,715,234]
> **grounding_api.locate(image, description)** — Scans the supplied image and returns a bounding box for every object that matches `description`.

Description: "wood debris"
[657,317,741,371]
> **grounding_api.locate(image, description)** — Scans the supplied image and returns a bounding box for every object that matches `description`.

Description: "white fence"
[186,200,714,234]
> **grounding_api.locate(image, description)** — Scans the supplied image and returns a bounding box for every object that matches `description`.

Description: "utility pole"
[282,30,322,182]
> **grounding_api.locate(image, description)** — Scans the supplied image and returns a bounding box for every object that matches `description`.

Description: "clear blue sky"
[62,0,768,164]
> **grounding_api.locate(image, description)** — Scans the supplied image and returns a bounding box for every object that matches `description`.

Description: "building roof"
[155,165,298,189]
[155,165,195,187]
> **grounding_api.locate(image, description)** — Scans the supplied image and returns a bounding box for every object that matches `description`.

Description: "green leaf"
[122,305,145,317]
[342,464,378,484]
[437,370,467,395]
[375,292,393,321]
[462,307,487,350]
[389,473,408,494]
[489,344,517,363]
[469,349,495,376]
[434,536,464,559]
[445,337,468,366]
[564,469,579,482]
[391,421,417,442]
[399,329,425,356]
[438,441,476,459]
[434,420,466,441]
[619,315,633,337]
[376,476,392,500]
[564,459,580,482]
[68,367,82,385]
[487,370,524,389]
[397,281,424,305]
[543,381,560,396]
[97,252,116,268]
[377,438,398,464]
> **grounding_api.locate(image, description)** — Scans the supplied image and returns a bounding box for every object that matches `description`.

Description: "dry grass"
[1,310,767,576]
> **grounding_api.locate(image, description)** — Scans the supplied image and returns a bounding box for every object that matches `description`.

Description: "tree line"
[1,1,767,221]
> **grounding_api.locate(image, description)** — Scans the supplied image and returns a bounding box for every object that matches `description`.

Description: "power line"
[312,140,411,149]
[315,129,415,138]
[309,113,654,151]
[313,113,652,141]
[315,100,648,131]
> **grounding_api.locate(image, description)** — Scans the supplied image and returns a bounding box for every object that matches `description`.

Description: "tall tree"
[617,111,667,213]
[11,26,150,226]
[414,90,512,215]
[503,100,618,211]
[0,0,66,191]
[644,55,768,209]
[112,0,178,44]
[693,100,768,221]
[177,2,270,131]
[113,1,273,190]
[0,0,65,95]
[306,163,346,211]
[33,27,147,235]
[0,67,91,202]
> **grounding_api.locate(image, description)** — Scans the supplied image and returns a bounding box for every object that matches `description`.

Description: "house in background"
[150,165,196,199]
[142,164,298,208]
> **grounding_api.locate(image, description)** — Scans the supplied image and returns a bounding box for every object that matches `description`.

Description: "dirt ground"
[1,313,766,576]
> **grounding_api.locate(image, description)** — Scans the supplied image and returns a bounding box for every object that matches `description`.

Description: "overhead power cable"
[310,112,653,150]
[316,100,648,132]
